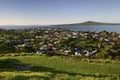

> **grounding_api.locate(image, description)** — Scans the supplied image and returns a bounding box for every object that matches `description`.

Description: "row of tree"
[0,42,35,54]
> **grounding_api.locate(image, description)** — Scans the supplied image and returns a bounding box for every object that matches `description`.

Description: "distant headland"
[54,21,120,26]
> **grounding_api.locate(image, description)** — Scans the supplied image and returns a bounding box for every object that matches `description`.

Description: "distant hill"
[54,21,120,26]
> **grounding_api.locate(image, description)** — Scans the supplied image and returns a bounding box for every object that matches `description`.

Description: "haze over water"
[0,25,120,32]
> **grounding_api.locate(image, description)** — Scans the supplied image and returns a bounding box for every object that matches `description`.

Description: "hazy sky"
[0,0,120,25]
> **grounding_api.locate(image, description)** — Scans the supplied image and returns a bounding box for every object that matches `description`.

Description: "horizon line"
[0,21,120,26]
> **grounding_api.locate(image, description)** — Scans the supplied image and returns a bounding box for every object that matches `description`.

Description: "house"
[16,43,31,48]
[22,43,30,47]
[75,51,81,56]
[0,40,3,43]
[35,50,45,54]
[48,43,54,47]
[52,47,58,50]
[24,39,31,42]
[40,45,48,50]
[64,49,71,54]
[85,50,97,57]
[6,40,11,43]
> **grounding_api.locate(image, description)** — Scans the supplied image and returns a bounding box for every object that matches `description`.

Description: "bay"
[54,25,120,32]
[0,25,120,32]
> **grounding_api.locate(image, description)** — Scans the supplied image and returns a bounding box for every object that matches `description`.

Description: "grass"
[0,55,120,80]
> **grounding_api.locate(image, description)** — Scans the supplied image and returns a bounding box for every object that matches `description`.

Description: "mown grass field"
[0,54,120,80]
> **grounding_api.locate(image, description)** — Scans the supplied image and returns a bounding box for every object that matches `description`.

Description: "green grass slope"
[0,55,120,80]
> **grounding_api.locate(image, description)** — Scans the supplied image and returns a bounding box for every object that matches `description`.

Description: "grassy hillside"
[0,55,120,80]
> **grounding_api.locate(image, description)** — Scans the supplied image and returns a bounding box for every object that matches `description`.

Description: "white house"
[85,50,97,57]
[75,51,81,56]
[35,50,44,54]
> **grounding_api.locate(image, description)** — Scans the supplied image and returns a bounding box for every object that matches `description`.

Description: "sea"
[0,25,120,32]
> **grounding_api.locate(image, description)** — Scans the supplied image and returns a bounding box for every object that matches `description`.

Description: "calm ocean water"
[52,25,120,32]
[0,25,120,32]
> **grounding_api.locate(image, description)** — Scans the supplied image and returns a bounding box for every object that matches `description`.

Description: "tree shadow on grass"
[0,59,53,79]
[0,59,110,79]
[0,58,21,72]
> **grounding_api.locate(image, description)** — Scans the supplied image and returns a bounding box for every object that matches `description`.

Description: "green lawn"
[0,55,120,80]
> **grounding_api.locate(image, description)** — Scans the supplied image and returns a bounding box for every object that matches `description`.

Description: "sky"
[0,0,120,25]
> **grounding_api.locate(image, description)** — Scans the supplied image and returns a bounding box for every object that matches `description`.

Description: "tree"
[0,42,15,54]
[21,46,35,53]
